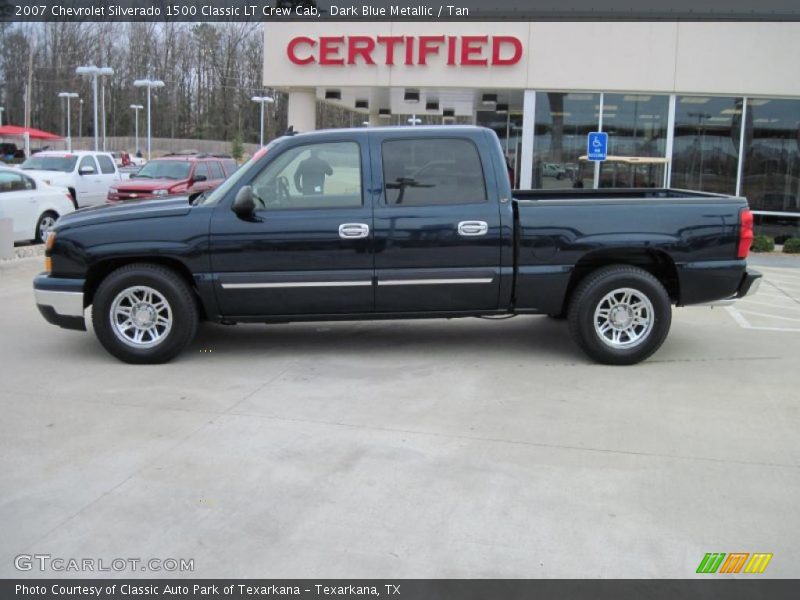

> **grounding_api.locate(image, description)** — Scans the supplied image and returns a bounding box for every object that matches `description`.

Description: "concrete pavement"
[1,256,798,578]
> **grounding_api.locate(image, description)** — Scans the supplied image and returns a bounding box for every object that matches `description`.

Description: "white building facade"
[264,21,800,239]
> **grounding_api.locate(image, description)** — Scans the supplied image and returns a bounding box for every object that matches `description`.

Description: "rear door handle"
[339,223,370,239]
[458,221,488,236]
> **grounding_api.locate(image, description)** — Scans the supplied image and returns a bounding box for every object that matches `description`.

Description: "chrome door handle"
[339,223,370,239]
[458,221,488,236]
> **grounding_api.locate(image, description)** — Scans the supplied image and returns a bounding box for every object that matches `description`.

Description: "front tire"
[91,264,198,364]
[567,265,672,365]
[35,211,58,243]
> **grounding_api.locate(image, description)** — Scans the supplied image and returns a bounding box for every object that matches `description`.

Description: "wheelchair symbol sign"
[587,132,608,161]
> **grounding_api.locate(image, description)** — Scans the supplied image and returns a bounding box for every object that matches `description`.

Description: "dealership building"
[263,21,800,240]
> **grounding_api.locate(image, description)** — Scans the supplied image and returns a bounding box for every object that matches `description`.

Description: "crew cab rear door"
[369,130,504,312]
[208,134,374,317]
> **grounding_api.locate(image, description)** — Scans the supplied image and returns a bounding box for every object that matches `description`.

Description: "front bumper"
[33,273,86,331]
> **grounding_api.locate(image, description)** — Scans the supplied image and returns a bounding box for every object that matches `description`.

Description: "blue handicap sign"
[587,132,608,161]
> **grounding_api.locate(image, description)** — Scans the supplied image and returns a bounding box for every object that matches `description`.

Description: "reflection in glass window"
[476,110,523,187]
[671,96,742,194]
[382,138,486,206]
[741,98,800,242]
[250,141,362,210]
[598,94,669,188]
[532,92,600,190]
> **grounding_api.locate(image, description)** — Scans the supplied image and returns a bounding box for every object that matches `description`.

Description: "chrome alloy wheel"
[109,286,173,349]
[593,287,654,349]
[38,215,57,239]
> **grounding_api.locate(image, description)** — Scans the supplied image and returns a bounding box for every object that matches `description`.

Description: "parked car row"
[2,149,238,244]
[0,166,75,242]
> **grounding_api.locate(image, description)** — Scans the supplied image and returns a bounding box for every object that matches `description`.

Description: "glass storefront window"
[476,110,524,187]
[741,98,800,242]
[597,94,669,188]
[671,96,742,195]
[532,92,600,189]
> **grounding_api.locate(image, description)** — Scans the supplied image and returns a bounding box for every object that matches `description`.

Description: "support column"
[368,113,382,127]
[519,90,536,190]
[287,88,317,132]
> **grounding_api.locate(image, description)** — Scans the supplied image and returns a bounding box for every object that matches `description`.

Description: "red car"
[107,154,237,202]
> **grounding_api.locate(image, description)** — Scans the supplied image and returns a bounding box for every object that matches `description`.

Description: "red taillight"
[738,208,754,259]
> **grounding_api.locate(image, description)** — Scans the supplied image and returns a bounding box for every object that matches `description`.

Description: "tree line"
[0,21,294,146]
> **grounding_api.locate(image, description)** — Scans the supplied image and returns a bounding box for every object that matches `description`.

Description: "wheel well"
[84,257,206,318]
[566,249,680,304]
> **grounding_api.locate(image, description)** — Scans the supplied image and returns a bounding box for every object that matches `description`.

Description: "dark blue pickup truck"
[34,126,760,365]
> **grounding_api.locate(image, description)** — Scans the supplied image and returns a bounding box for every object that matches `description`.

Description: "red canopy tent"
[0,125,63,141]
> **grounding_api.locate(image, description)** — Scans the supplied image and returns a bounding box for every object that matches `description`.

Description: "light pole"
[78,99,83,146]
[58,92,79,152]
[76,65,113,151]
[0,106,4,127]
[130,104,143,155]
[251,95,274,147]
[133,78,165,160]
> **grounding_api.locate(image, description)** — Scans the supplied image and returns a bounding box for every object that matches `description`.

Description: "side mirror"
[78,166,96,176]
[232,185,256,219]
[193,174,207,183]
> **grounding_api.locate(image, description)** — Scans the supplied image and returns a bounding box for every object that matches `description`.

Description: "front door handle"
[458,221,488,236]
[339,223,370,239]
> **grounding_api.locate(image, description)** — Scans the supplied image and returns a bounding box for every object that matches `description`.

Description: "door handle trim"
[457,221,488,236]
[339,223,370,239]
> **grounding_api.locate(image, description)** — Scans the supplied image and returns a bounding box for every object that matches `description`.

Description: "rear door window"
[96,154,116,174]
[208,162,225,180]
[381,138,487,206]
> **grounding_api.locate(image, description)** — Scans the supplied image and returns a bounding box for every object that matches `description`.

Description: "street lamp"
[129,104,143,156]
[76,65,114,151]
[133,78,165,160]
[57,92,79,152]
[251,95,274,147]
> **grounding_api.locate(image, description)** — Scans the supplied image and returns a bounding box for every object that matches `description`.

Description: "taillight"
[738,208,754,259]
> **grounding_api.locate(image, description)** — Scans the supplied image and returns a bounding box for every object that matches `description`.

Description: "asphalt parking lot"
[1,255,798,578]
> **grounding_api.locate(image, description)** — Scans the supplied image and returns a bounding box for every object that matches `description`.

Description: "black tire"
[35,211,58,243]
[91,263,198,364]
[567,265,672,365]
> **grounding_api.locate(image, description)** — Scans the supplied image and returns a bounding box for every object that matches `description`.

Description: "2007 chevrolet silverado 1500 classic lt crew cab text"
[33,126,761,365]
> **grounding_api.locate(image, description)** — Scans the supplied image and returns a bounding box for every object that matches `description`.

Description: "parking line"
[736,309,800,322]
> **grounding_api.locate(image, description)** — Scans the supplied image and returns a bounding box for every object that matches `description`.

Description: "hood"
[117,178,186,191]
[54,196,192,231]
[20,169,71,183]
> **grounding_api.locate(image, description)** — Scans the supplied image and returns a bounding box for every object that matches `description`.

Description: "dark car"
[35,126,759,365]
[107,153,236,202]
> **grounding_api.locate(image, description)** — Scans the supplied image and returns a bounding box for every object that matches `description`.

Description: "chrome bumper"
[34,288,84,317]
[33,274,86,331]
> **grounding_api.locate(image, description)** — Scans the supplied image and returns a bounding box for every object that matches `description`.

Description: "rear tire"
[91,264,198,364]
[567,265,672,365]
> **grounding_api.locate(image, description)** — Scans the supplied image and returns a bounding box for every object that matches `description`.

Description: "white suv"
[19,151,121,208]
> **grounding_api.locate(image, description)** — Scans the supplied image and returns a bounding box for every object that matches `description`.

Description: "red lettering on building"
[286,35,524,67]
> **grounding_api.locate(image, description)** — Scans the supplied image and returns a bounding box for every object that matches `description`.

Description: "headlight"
[152,189,168,196]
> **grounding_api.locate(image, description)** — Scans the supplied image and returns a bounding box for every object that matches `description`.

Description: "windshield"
[198,139,281,206]
[21,155,78,172]
[134,160,192,180]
